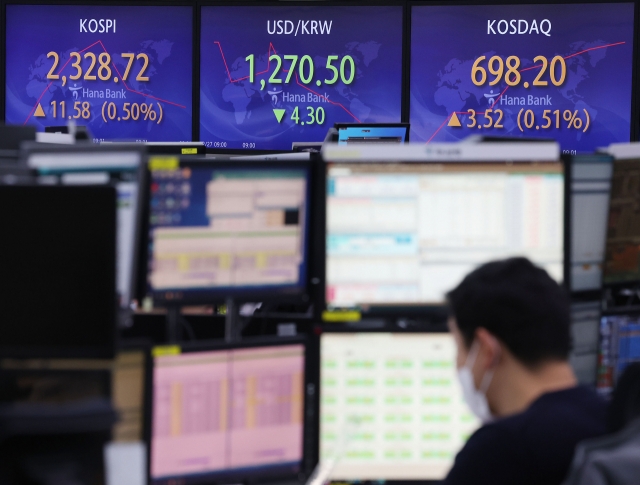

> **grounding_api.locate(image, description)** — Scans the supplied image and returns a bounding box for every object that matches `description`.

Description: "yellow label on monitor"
[152,345,181,357]
[322,310,362,322]
[181,148,198,155]
[149,156,179,171]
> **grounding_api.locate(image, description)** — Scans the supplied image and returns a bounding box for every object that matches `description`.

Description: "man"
[445,258,607,485]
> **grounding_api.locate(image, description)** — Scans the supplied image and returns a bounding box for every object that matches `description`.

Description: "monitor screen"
[199,5,403,151]
[146,160,311,303]
[150,342,305,485]
[5,4,193,142]
[603,159,640,285]
[26,146,145,310]
[410,3,634,153]
[569,155,612,293]
[326,161,564,308]
[0,185,116,358]
[336,124,408,145]
[597,313,640,396]
[320,332,479,480]
[570,301,601,386]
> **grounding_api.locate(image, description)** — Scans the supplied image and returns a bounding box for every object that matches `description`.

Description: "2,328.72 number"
[46,52,150,82]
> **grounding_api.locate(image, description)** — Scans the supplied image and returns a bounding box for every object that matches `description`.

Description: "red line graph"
[214,41,362,123]
[425,41,626,145]
[24,40,186,126]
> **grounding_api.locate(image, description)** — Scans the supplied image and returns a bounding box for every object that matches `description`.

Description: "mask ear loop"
[480,339,501,394]
[464,340,481,369]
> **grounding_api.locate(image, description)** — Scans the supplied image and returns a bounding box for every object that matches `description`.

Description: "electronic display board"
[200,5,403,151]
[410,3,635,154]
[5,4,193,142]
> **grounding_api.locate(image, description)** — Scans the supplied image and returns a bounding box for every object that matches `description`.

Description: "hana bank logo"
[484,89,500,105]
[69,83,83,100]
[268,88,282,106]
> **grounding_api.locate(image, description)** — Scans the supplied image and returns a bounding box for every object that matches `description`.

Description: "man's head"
[447,257,573,417]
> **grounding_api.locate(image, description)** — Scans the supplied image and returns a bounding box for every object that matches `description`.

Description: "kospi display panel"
[5,4,193,142]
[410,3,635,153]
[200,4,403,151]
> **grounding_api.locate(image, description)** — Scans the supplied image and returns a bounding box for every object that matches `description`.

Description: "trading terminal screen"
[597,314,640,396]
[147,164,310,301]
[603,159,640,285]
[326,162,564,308]
[320,333,479,480]
[337,126,408,145]
[570,156,612,293]
[151,344,305,484]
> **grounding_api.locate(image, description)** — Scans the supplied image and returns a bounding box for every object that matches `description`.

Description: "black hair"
[608,362,640,432]
[446,257,571,367]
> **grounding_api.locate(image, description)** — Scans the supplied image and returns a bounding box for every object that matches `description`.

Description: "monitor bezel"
[407,0,639,148]
[563,153,614,299]
[601,157,640,292]
[145,335,312,485]
[333,122,411,143]
[312,325,454,485]
[322,157,567,315]
[138,157,323,307]
[197,0,408,155]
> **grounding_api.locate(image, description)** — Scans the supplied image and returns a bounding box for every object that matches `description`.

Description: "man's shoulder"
[514,386,607,440]
[443,422,524,485]
[443,387,608,485]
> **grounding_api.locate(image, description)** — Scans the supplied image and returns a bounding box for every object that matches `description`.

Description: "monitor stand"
[165,307,188,343]
[225,298,240,342]
[164,299,242,343]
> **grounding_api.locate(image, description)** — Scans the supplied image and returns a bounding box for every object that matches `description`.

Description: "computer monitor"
[199,4,403,151]
[319,330,479,481]
[334,123,409,145]
[569,301,601,386]
[409,2,634,153]
[23,143,146,314]
[597,311,640,397]
[149,338,307,485]
[0,185,117,358]
[5,4,193,142]
[324,152,564,309]
[142,158,315,305]
[603,158,640,286]
[567,155,613,294]
[0,125,36,151]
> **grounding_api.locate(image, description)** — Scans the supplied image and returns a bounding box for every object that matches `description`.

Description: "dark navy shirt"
[444,386,608,485]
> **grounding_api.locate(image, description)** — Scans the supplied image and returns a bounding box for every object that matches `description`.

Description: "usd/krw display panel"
[200,5,403,151]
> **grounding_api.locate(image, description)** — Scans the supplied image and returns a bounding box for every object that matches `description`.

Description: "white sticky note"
[104,441,146,485]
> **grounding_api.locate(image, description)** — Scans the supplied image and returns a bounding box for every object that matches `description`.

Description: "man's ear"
[474,327,501,369]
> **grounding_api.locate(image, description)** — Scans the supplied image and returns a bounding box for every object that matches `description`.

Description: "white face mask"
[457,341,496,424]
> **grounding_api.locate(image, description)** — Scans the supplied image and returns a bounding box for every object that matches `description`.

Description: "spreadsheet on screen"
[326,162,564,307]
[320,333,479,480]
[151,344,305,482]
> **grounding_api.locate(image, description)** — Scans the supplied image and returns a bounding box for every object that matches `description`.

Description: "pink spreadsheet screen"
[151,344,305,479]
